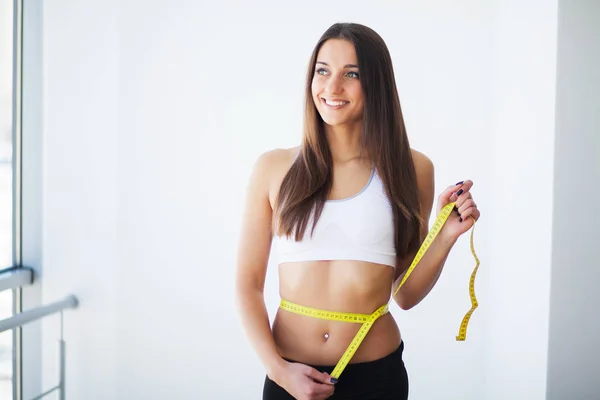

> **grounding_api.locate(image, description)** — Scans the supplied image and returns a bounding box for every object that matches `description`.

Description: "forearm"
[393,228,457,310]
[236,287,286,380]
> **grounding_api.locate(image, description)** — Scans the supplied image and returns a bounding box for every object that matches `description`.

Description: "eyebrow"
[316,61,359,69]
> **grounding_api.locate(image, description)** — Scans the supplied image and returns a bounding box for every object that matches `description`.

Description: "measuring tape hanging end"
[455,216,480,342]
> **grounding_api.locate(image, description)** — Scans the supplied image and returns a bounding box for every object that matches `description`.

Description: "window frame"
[12,0,24,398]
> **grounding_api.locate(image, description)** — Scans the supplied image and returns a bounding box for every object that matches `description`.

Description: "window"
[0,0,15,398]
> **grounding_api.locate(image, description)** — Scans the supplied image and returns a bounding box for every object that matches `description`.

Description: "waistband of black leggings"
[281,340,405,372]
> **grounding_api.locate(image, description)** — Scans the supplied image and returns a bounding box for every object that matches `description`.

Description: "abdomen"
[272,260,402,366]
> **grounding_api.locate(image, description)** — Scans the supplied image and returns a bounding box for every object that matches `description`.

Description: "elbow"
[399,300,416,311]
[395,294,420,311]
[234,287,253,318]
[234,280,263,308]
[234,283,252,305]
[234,285,245,305]
[234,279,249,311]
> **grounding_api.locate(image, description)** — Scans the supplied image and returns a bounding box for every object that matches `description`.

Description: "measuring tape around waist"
[279,201,480,380]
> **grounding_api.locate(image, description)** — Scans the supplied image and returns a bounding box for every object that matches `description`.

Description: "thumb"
[306,368,336,385]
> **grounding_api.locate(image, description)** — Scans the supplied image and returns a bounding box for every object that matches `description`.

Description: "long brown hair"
[275,23,423,270]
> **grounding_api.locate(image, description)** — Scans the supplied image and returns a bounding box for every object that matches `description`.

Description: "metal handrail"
[0,294,79,400]
[0,295,78,334]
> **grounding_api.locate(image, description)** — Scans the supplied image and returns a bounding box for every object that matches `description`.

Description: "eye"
[315,68,328,76]
[346,71,359,79]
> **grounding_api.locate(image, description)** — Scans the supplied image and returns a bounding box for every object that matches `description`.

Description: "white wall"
[546,1,600,398]
[485,1,557,399]
[37,1,120,399]
[19,0,565,399]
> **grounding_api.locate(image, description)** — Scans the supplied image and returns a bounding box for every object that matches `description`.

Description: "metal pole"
[58,338,65,400]
[13,0,25,397]
[58,311,65,400]
[23,310,73,400]
[0,295,79,333]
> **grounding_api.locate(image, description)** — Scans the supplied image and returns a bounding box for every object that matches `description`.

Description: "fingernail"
[330,377,338,384]
[459,217,463,222]
[455,181,464,185]
[456,189,463,196]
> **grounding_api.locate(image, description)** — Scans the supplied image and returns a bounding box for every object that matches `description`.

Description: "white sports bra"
[273,167,397,268]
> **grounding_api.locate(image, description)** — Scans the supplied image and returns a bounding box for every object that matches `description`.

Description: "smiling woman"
[311,40,364,127]
[235,22,480,400]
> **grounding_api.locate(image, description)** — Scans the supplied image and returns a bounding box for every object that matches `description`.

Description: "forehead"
[316,39,358,66]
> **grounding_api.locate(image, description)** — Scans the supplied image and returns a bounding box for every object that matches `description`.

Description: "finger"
[459,206,480,222]
[454,191,472,210]
[457,199,476,216]
[439,179,473,205]
[460,179,474,191]
[305,368,336,385]
[323,386,335,399]
[320,383,335,399]
[438,180,465,204]
[305,381,335,399]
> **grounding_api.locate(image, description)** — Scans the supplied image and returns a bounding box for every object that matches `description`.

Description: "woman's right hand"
[277,361,336,400]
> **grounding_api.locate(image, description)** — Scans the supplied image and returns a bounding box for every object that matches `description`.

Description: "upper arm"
[235,151,278,293]
[412,149,435,239]
[395,150,435,281]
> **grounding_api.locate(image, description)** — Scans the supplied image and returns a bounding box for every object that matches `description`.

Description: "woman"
[235,22,480,400]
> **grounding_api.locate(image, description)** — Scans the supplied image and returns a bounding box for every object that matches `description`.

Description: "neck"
[324,121,365,163]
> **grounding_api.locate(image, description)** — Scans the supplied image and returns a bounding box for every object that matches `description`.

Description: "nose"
[325,75,343,94]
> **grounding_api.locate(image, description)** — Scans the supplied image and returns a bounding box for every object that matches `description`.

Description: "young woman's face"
[311,39,364,128]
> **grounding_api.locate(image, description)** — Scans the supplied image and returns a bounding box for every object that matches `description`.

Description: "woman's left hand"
[436,179,480,241]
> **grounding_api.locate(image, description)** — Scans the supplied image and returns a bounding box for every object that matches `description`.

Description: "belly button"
[324,333,329,340]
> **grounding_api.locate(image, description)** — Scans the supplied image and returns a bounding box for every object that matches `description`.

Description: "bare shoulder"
[254,145,298,171]
[252,146,298,181]
[251,145,300,206]
[411,148,434,176]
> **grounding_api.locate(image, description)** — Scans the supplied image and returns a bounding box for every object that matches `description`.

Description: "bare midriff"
[272,259,401,366]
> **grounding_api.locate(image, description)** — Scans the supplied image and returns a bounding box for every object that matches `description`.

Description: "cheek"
[351,85,363,100]
[311,80,322,104]
[351,87,364,108]
[311,78,320,94]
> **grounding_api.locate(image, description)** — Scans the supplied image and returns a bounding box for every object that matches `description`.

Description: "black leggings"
[263,341,409,400]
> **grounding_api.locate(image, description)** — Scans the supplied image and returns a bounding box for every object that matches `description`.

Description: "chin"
[319,114,360,128]
[320,117,345,126]
[316,112,346,126]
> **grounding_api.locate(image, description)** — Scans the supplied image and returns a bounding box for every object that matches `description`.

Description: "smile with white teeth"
[322,98,349,107]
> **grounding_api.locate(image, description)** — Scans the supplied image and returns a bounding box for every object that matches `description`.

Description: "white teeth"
[324,99,348,107]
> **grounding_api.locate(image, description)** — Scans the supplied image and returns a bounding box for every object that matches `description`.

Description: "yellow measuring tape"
[279,201,480,380]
